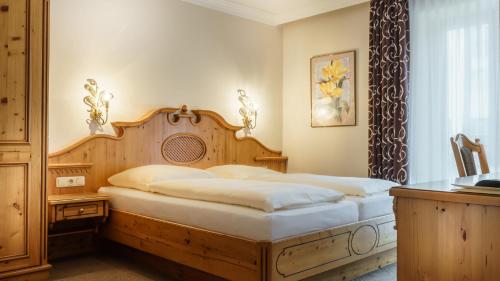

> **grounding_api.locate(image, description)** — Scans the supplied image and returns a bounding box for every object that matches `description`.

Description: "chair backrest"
[450,134,490,177]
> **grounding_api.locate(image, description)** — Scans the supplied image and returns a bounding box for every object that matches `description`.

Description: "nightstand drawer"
[55,201,105,221]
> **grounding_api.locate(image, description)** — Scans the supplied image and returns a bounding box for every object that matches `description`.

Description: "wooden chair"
[450,134,490,177]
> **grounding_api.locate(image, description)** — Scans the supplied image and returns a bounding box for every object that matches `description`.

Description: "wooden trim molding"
[48,135,122,158]
[390,186,500,207]
[48,163,93,169]
[254,156,288,161]
[49,106,277,158]
[48,163,93,176]
[254,156,288,173]
[0,264,52,280]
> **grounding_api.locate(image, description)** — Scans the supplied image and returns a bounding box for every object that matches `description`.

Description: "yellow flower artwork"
[311,51,356,127]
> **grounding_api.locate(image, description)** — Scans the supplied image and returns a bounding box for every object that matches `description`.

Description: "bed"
[47,105,396,281]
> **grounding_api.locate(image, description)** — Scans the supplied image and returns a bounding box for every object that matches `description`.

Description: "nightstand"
[48,193,110,230]
[47,193,110,260]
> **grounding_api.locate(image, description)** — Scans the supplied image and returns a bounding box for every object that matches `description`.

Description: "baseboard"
[0,264,52,281]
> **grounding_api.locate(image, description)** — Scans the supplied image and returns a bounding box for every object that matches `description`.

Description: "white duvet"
[147,178,344,212]
[250,174,397,196]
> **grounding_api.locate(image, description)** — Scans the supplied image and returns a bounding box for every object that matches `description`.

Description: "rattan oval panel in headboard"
[47,105,288,195]
[162,133,207,164]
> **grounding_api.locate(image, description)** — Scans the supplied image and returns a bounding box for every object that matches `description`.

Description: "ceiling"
[181,0,369,26]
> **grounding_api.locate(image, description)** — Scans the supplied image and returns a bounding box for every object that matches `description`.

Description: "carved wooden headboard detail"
[47,105,288,195]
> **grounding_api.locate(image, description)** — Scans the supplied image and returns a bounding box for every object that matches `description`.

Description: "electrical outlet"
[56,176,85,188]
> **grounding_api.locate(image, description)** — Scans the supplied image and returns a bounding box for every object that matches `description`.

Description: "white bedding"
[345,192,393,220]
[148,178,343,212]
[250,173,397,196]
[98,186,358,241]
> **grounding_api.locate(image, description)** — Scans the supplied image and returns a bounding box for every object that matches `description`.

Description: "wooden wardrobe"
[0,0,50,280]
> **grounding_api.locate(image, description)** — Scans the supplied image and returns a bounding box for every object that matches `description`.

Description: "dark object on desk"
[475,180,500,188]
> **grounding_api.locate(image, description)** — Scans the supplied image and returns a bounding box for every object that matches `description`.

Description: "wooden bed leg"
[258,242,273,281]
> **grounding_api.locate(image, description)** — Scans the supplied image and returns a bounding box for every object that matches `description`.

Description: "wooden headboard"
[47,105,287,195]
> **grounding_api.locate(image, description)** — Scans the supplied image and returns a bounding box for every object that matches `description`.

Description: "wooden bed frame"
[47,105,396,281]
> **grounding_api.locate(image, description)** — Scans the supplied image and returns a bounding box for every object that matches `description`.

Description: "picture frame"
[311,50,356,127]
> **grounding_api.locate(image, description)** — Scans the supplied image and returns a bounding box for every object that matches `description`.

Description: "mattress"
[345,191,393,221]
[98,186,358,241]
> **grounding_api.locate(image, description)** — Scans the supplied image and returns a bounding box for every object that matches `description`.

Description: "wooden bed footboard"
[102,210,396,281]
[270,214,396,281]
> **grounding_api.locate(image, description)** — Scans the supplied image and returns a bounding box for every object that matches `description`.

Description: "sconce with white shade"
[83,79,114,126]
[237,89,257,136]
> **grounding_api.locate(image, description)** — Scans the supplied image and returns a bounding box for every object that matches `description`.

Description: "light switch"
[56,176,86,188]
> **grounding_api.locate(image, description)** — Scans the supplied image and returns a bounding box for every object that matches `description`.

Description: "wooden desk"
[390,174,500,281]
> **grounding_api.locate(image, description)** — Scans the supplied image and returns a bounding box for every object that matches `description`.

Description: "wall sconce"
[83,79,114,126]
[238,89,257,136]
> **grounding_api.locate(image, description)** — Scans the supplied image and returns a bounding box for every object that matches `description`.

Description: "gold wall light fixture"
[237,89,257,136]
[83,79,114,126]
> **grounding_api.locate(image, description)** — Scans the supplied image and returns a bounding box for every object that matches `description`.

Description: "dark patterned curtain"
[368,0,410,184]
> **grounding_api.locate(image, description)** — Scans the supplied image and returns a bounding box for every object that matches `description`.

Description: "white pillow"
[206,164,281,179]
[108,165,215,191]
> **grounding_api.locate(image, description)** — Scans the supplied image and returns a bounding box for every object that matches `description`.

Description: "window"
[408,0,499,183]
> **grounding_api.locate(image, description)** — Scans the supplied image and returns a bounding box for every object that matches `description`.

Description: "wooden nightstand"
[48,193,110,230]
[48,193,110,260]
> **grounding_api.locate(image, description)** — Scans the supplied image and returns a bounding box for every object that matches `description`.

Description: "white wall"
[49,0,282,152]
[282,3,370,176]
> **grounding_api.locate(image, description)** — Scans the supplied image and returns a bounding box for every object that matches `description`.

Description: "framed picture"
[311,50,356,127]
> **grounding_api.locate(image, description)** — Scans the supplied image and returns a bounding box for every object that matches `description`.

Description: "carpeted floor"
[48,254,396,281]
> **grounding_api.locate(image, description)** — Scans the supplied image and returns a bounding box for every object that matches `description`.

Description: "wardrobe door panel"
[0,165,28,259]
[0,0,28,143]
[0,0,47,274]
